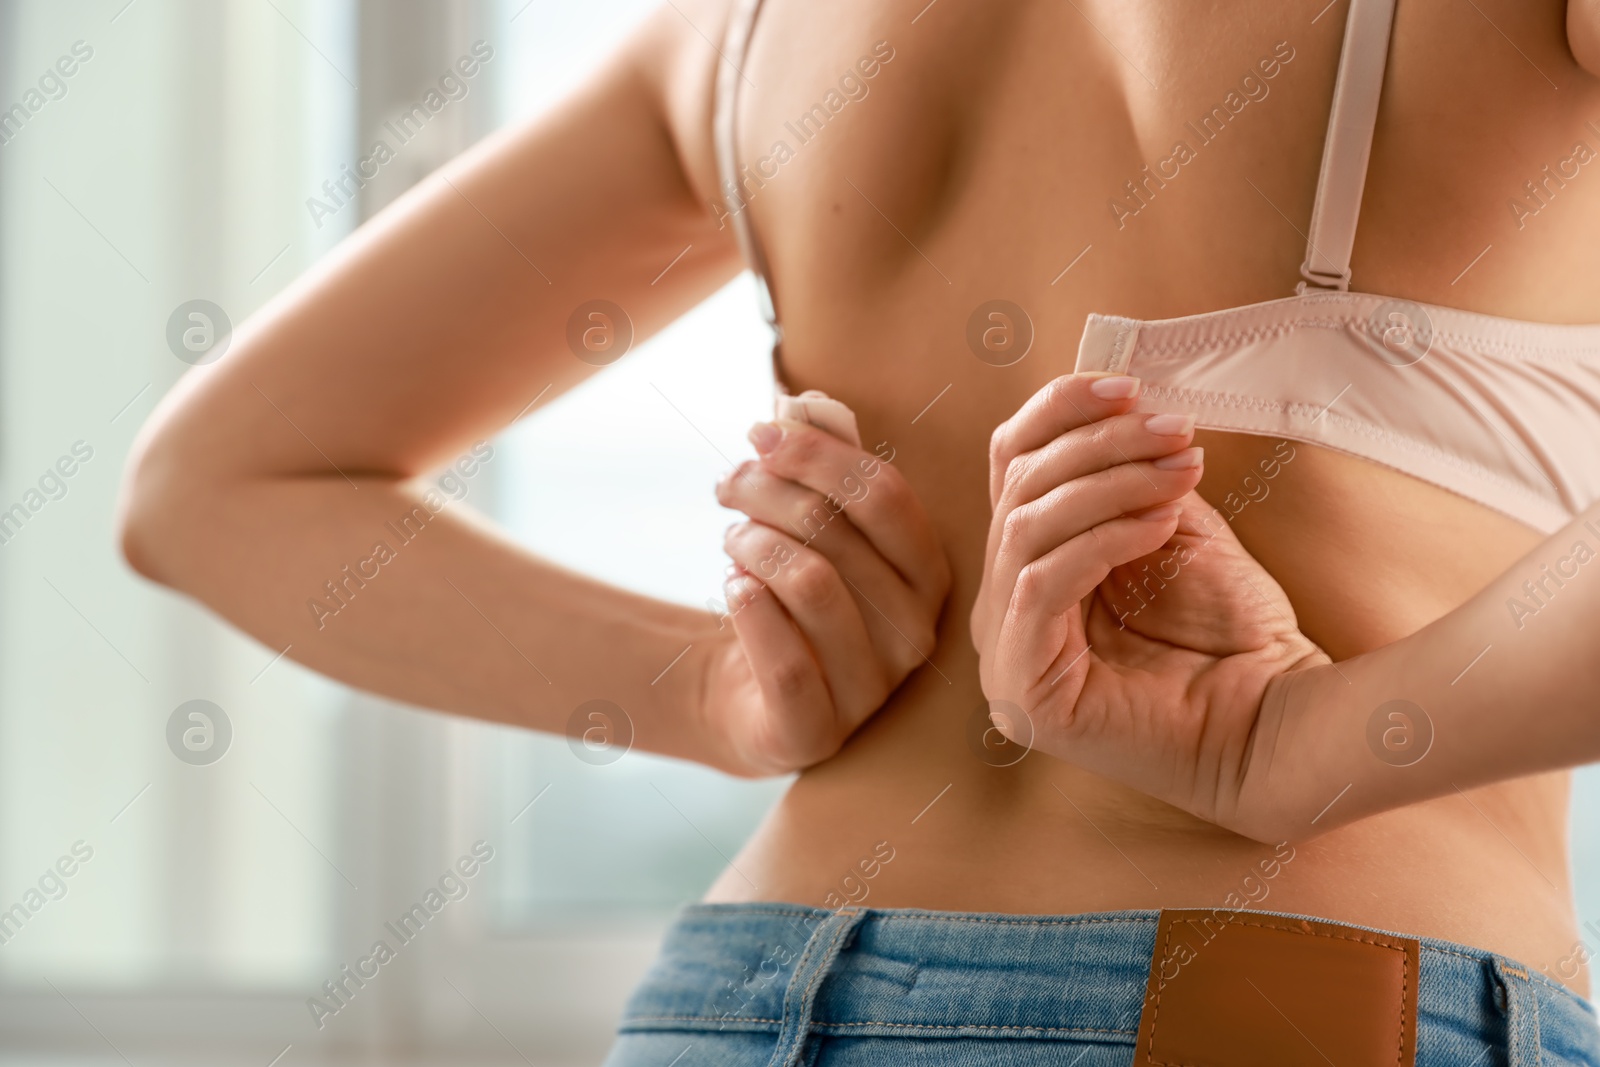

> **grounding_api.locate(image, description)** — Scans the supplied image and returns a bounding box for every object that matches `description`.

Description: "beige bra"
[716,0,1600,534]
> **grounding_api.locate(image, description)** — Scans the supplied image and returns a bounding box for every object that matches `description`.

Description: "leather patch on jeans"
[1135,909,1419,1066]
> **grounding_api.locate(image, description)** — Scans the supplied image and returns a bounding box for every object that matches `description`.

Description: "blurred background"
[0,0,789,1062]
[2,1,1599,1065]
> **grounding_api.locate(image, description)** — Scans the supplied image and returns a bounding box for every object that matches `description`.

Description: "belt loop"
[764,907,868,1067]
[1492,957,1544,1066]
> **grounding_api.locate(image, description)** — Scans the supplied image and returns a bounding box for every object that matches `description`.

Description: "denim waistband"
[618,904,1600,1065]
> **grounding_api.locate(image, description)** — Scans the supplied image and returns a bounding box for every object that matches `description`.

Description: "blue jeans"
[603,904,1600,1066]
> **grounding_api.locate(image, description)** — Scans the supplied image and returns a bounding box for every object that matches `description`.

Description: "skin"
[973,377,1600,843]
[1574,0,1600,73]
[118,0,1600,995]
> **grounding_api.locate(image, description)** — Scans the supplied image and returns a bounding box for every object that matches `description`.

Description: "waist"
[707,666,1580,993]
[615,903,1600,1064]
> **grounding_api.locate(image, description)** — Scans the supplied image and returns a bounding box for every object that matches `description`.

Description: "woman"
[119,0,1600,1061]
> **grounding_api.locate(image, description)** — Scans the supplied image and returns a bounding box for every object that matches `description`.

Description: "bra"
[715,0,1600,534]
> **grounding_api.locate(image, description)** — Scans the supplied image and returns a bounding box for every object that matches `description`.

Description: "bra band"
[714,0,782,339]
[1298,0,1399,293]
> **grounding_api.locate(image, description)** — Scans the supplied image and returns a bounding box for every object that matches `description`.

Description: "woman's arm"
[120,1,949,779]
[118,4,751,769]
[1246,501,1600,838]
[972,371,1600,844]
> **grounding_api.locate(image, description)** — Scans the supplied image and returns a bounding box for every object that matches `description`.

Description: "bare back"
[661,0,1600,991]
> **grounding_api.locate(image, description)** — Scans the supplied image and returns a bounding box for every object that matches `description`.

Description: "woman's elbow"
[116,442,173,584]
[116,419,208,587]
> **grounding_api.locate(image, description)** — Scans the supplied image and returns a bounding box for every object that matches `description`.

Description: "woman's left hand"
[702,415,951,776]
[971,374,1329,841]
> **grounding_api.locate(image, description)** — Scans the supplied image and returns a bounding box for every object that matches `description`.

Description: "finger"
[999,410,1197,513]
[745,420,949,604]
[724,521,888,723]
[987,373,1144,510]
[721,573,838,766]
[990,508,1184,682]
[975,383,1178,648]
[984,410,1196,587]
[716,462,932,678]
[986,452,1204,634]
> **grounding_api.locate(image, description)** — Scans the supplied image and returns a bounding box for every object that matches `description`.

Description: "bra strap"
[713,0,782,338]
[1298,0,1399,293]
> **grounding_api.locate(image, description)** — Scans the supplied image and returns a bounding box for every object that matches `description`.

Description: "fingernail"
[1145,413,1195,436]
[1089,375,1140,400]
[1152,446,1204,471]
[1135,501,1183,522]
[748,422,782,454]
[724,521,743,540]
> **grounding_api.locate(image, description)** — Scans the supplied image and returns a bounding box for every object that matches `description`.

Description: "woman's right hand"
[701,417,951,777]
[969,373,1328,840]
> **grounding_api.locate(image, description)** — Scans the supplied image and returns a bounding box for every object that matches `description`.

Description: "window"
[0,0,783,1060]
